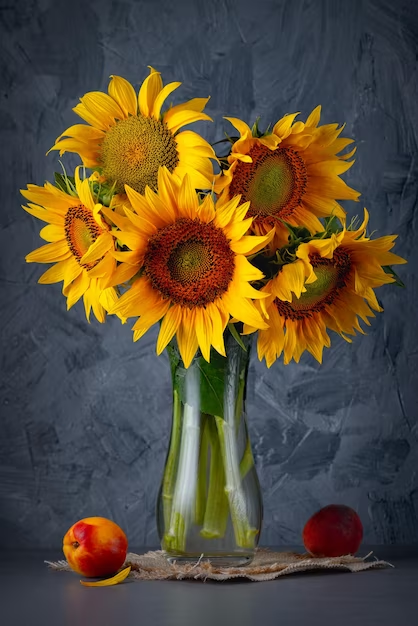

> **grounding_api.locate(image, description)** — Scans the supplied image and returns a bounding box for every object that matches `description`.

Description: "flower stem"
[163,365,201,553]
[195,414,209,525]
[161,389,182,532]
[239,437,255,479]
[200,416,229,539]
[215,415,257,549]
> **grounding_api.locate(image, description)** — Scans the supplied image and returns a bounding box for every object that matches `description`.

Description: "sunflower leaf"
[383,266,406,288]
[279,220,311,242]
[168,342,226,418]
[54,172,75,194]
[196,356,226,418]
[323,215,341,235]
[251,117,262,138]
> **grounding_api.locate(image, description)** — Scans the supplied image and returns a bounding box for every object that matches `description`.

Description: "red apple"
[303,504,363,557]
[63,517,128,578]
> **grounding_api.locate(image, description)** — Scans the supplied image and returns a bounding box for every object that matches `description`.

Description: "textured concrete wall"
[0,0,417,549]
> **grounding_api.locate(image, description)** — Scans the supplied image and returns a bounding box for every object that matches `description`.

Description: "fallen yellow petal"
[80,566,131,587]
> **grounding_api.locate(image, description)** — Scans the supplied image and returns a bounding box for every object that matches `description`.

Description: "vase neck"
[166,331,252,421]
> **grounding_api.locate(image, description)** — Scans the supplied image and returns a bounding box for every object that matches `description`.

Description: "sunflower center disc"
[229,144,307,223]
[64,205,103,269]
[275,249,352,320]
[144,217,235,307]
[100,115,179,194]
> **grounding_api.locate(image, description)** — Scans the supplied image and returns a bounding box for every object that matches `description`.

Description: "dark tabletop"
[1,547,417,626]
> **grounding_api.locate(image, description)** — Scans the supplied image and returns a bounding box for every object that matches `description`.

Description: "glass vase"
[156,331,263,566]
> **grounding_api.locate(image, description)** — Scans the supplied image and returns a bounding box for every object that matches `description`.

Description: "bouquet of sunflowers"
[21,68,406,563]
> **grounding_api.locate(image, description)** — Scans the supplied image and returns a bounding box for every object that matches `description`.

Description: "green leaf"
[383,266,406,288]
[227,323,247,352]
[170,348,227,418]
[196,355,226,417]
[279,220,311,241]
[323,215,342,235]
[54,172,75,194]
[251,117,262,137]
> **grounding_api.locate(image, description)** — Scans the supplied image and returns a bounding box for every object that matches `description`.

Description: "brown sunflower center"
[100,115,179,194]
[275,248,352,320]
[64,205,103,269]
[229,143,307,224]
[144,218,235,307]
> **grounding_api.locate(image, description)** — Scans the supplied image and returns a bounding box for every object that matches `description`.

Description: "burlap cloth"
[46,548,393,582]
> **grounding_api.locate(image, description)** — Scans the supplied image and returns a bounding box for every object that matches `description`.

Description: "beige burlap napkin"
[46,548,393,582]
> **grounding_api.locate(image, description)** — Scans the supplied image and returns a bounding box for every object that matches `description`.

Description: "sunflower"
[48,67,216,195]
[245,210,406,366]
[106,168,274,366]
[21,167,136,322]
[215,107,360,249]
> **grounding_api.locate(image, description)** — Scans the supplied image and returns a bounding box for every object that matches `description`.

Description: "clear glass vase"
[156,331,263,566]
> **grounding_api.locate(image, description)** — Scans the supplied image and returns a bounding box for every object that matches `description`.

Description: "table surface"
[1,546,417,626]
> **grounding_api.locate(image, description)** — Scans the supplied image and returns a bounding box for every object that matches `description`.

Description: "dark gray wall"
[1,0,417,549]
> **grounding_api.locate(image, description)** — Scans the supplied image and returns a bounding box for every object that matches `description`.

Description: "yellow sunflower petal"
[66,270,90,310]
[178,174,199,218]
[195,307,213,362]
[39,225,65,242]
[55,124,105,143]
[109,277,148,317]
[124,185,167,231]
[174,165,214,190]
[206,302,227,357]
[105,262,138,289]
[271,260,309,301]
[99,287,122,319]
[115,230,147,251]
[74,166,95,213]
[26,240,71,264]
[156,305,183,355]
[233,254,264,282]
[80,91,124,127]
[87,253,115,279]
[108,75,137,117]
[132,299,171,337]
[152,81,181,119]
[63,256,83,288]
[22,204,65,226]
[80,566,131,587]
[229,230,274,255]
[305,105,321,128]
[111,249,144,265]
[234,280,269,300]
[38,259,69,284]
[21,184,74,211]
[73,102,108,130]
[224,117,252,138]
[177,310,199,368]
[197,194,215,223]
[157,166,181,215]
[101,205,137,232]
[222,286,268,330]
[165,97,210,123]
[80,232,114,265]
[144,186,176,223]
[214,195,242,229]
[273,112,300,138]
[165,110,212,135]
[138,67,163,117]
[175,130,217,159]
